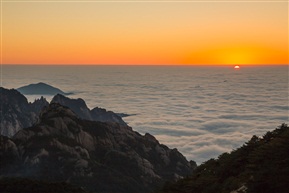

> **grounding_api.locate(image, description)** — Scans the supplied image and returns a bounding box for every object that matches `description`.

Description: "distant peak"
[17,82,69,96]
[35,82,49,85]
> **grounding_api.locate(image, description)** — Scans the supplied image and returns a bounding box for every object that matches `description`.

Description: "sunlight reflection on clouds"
[3,65,288,164]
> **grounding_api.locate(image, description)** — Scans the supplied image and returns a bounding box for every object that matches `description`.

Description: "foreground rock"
[0,103,194,193]
[0,177,88,193]
[17,82,70,95]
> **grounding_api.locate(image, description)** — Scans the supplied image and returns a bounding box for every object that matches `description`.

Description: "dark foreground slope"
[158,124,289,193]
[0,103,194,193]
[0,177,88,193]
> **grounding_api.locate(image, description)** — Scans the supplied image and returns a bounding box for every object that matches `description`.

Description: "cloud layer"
[4,65,288,164]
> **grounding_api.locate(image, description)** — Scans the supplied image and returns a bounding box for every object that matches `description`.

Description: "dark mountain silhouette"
[0,87,49,136]
[0,103,195,193]
[51,94,127,126]
[157,124,289,193]
[17,82,71,95]
[0,87,127,137]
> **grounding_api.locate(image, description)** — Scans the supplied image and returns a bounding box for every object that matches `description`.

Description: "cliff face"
[0,87,127,137]
[51,94,127,126]
[1,103,194,193]
[0,88,49,137]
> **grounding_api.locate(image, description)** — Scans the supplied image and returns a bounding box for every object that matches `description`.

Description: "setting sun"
[1,1,288,65]
[234,65,240,69]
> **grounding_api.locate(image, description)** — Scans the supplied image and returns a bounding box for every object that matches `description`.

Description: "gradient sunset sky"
[1,0,288,65]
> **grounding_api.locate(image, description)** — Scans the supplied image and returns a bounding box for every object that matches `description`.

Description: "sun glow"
[2,2,288,65]
[184,42,288,66]
[234,65,240,69]
[213,46,258,65]
[223,52,252,65]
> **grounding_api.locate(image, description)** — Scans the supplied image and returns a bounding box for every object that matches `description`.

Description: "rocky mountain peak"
[30,96,50,113]
[3,101,194,193]
[52,94,88,109]
[1,86,196,193]
[51,93,127,126]
[0,87,128,137]
[0,87,48,137]
[39,102,78,121]
[51,94,92,120]
[0,87,29,108]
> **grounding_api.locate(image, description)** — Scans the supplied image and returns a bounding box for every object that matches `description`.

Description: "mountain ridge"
[0,87,128,137]
[0,90,196,193]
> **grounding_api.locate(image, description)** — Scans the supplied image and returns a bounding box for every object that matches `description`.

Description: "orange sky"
[1,0,288,65]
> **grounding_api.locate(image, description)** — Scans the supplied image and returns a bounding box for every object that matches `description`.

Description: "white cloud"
[4,65,288,165]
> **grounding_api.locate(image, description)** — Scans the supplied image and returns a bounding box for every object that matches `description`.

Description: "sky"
[1,0,288,65]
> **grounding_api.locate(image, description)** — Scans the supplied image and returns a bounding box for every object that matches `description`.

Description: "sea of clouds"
[3,65,288,164]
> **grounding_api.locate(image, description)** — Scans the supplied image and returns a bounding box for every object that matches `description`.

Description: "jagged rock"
[0,87,127,137]
[51,94,127,125]
[1,103,194,193]
[0,87,49,137]
[30,96,49,114]
[17,82,71,95]
[51,94,92,120]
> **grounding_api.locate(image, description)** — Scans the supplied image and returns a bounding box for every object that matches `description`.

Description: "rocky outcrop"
[51,94,127,126]
[1,103,194,193]
[17,82,71,95]
[0,135,20,174]
[0,87,127,137]
[0,87,49,137]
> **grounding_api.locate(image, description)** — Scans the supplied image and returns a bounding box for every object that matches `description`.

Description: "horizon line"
[1,64,288,66]
[2,1,288,2]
